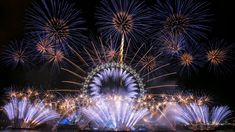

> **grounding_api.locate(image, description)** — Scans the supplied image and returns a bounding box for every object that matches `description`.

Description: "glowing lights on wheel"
[82,62,145,98]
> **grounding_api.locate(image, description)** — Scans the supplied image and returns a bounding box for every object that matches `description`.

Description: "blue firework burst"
[1,40,32,69]
[158,33,186,57]
[96,0,151,44]
[25,0,87,53]
[152,0,211,43]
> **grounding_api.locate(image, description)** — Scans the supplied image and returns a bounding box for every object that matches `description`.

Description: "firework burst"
[96,0,151,44]
[0,0,233,131]
[139,93,210,131]
[175,44,205,76]
[211,106,232,125]
[52,94,91,129]
[82,95,149,131]
[5,87,58,107]
[25,34,55,62]
[129,43,167,77]
[25,0,87,53]
[205,39,234,75]
[1,40,32,69]
[3,98,60,128]
[180,53,193,66]
[25,34,67,70]
[35,39,54,56]
[140,55,157,71]
[158,34,185,57]
[62,38,177,97]
[170,91,211,106]
[45,49,65,70]
[152,0,211,43]
[80,36,120,65]
[174,103,232,130]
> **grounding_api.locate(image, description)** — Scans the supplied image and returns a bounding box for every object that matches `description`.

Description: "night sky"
[0,0,235,111]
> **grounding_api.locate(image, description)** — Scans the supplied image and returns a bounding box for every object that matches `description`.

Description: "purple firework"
[152,0,211,43]
[158,33,186,57]
[174,103,232,130]
[3,98,60,128]
[88,67,139,98]
[96,0,151,44]
[1,40,32,69]
[25,0,87,53]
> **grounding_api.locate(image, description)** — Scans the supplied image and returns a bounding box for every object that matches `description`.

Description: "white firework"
[3,98,60,128]
[89,67,139,98]
[82,95,149,131]
[174,103,232,130]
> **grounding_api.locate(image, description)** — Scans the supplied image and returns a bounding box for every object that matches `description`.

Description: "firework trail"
[0,0,233,131]
[96,0,151,44]
[62,38,177,98]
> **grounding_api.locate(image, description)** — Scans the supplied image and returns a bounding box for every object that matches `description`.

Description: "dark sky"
[0,0,235,110]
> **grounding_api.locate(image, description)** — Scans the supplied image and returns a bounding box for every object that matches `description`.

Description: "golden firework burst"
[112,12,133,35]
[180,53,193,66]
[13,51,26,63]
[36,39,53,54]
[48,50,64,64]
[207,49,225,65]
[140,55,157,71]
[165,14,189,35]
[45,17,69,40]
